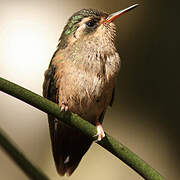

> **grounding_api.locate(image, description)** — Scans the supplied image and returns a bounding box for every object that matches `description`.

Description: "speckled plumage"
[43,8,120,176]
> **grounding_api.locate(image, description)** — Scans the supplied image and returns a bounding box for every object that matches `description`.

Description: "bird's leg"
[94,122,105,141]
[60,101,69,112]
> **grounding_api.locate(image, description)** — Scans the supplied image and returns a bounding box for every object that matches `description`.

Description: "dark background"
[0,0,179,179]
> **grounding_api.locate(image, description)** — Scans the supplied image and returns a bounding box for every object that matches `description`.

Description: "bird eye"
[86,20,96,28]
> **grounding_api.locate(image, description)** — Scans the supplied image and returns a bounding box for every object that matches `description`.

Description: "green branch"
[0,77,164,180]
[0,127,49,180]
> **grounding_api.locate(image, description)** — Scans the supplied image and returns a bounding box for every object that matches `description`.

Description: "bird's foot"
[60,101,69,112]
[94,122,105,141]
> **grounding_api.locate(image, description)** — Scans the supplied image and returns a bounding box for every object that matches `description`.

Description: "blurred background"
[0,0,179,179]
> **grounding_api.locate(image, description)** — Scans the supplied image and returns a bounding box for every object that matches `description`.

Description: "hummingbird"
[43,4,138,176]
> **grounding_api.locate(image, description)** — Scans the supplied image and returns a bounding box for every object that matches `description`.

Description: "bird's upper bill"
[104,4,139,24]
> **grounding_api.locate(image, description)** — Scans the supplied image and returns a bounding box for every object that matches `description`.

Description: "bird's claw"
[60,102,69,112]
[93,122,105,142]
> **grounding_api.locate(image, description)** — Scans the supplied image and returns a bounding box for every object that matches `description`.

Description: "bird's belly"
[58,70,113,123]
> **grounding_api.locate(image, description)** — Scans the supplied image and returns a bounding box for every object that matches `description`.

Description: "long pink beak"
[104,4,139,23]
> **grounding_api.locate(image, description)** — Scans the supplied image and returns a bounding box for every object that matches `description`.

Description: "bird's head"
[58,4,139,49]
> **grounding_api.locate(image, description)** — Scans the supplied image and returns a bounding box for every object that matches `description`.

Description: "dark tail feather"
[48,115,92,176]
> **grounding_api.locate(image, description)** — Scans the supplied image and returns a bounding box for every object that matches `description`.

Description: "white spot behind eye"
[74,23,86,39]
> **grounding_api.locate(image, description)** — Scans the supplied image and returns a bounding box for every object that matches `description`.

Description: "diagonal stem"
[0,77,164,180]
[0,127,49,180]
